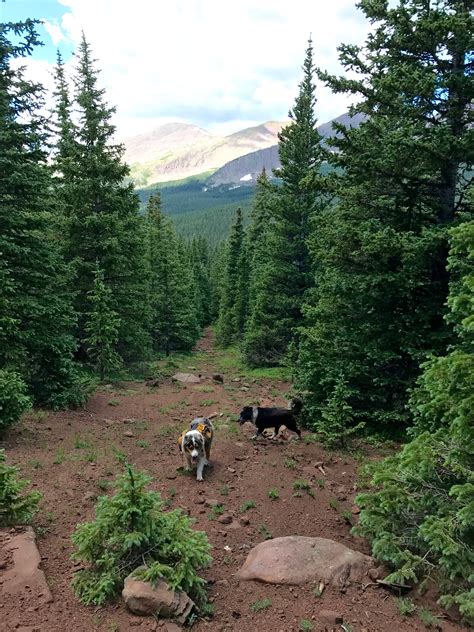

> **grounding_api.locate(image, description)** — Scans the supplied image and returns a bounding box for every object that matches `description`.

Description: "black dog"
[238,399,302,439]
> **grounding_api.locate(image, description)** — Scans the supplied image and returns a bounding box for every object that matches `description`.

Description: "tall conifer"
[297,0,473,429]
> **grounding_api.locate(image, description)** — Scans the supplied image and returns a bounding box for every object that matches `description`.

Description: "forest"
[1,0,473,628]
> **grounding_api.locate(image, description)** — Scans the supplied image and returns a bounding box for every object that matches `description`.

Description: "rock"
[122,574,194,623]
[204,499,220,508]
[227,467,236,474]
[351,504,361,515]
[124,430,134,438]
[146,378,162,387]
[319,610,343,625]
[236,536,374,587]
[212,374,224,384]
[83,491,96,503]
[232,377,241,382]
[368,565,388,581]
[172,373,201,384]
[0,527,53,605]
[218,514,233,525]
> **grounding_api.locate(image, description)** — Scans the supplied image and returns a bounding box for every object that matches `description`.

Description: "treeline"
[0,21,214,429]
[214,1,473,621]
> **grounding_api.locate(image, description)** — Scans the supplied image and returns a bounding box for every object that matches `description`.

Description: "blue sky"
[1,0,370,139]
[1,0,74,61]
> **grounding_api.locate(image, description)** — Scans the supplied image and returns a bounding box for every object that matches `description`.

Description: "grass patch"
[194,385,215,393]
[219,484,229,496]
[268,487,279,500]
[299,620,314,631]
[329,498,340,510]
[418,607,441,628]
[53,448,66,464]
[208,503,225,520]
[201,398,217,406]
[258,524,273,540]
[284,457,298,470]
[107,399,119,407]
[240,500,256,513]
[250,598,272,612]
[396,597,416,617]
[136,439,149,448]
[216,346,290,381]
[342,509,354,525]
[293,480,314,497]
[74,436,93,450]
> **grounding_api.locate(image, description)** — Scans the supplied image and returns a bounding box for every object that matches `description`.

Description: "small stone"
[83,491,96,502]
[212,374,224,384]
[351,504,361,515]
[227,467,236,474]
[204,499,220,508]
[232,378,241,383]
[218,514,233,525]
[124,430,134,438]
[319,610,343,625]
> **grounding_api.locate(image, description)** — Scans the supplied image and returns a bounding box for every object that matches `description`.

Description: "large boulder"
[172,373,201,384]
[0,527,53,605]
[122,574,194,623]
[236,536,374,587]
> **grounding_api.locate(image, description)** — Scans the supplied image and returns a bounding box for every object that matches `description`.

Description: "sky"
[1,0,370,140]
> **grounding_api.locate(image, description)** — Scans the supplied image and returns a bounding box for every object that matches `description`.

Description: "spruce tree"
[355,220,474,625]
[297,1,473,429]
[188,237,213,327]
[0,20,83,412]
[84,265,122,380]
[215,208,246,346]
[243,39,326,364]
[146,195,199,354]
[54,34,151,363]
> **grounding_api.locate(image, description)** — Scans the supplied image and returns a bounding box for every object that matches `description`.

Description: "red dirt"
[0,330,467,632]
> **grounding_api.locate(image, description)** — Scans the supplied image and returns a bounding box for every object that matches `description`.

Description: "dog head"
[181,430,205,465]
[238,406,253,425]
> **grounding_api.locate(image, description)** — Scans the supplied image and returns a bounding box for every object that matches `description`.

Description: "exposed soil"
[0,331,467,632]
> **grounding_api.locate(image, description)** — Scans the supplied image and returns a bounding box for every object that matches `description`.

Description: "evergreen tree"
[297,1,473,429]
[0,20,84,412]
[355,221,474,625]
[146,195,199,354]
[188,236,213,327]
[54,34,151,362]
[243,38,326,364]
[84,264,122,380]
[215,208,246,346]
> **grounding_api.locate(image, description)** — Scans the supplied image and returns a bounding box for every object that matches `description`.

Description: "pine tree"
[243,39,326,364]
[297,1,473,429]
[146,195,200,354]
[84,265,122,380]
[54,34,151,363]
[0,20,84,412]
[188,237,213,327]
[355,220,474,625]
[215,208,246,346]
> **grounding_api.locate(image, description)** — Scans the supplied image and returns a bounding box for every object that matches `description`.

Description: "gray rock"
[236,536,374,587]
[172,373,201,384]
[122,574,194,623]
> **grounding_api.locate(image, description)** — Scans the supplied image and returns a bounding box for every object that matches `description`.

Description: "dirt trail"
[0,330,466,631]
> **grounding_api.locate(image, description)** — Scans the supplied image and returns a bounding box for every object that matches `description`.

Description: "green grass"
[215,346,290,381]
[293,480,314,497]
[74,436,93,450]
[208,503,225,520]
[53,448,66,464]
[250,598,272,613]
[107,399,119,407]
[284,457,298,470]
[396,597,416,617]
[268,487,279,500]
[97,479,112,491]
[136,439,149,448]
[258,524,273,540]
[418,607,441,628]
[299,620,314,631]
[220,484,230,496]
[329,498,340,510]
[28,459,43,470]
[240,500,256,513]
[201,398,217,406]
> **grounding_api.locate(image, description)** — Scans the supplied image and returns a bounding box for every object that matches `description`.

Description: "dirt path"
[1,330,466,631]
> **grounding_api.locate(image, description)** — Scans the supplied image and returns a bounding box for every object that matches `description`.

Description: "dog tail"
[289,397,303,414]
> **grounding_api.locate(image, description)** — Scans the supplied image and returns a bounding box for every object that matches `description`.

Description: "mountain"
[125,121,286,187]
[208,112,366,186]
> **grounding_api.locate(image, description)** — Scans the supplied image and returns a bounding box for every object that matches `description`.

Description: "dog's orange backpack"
[196,423,212,440]
[177,431,185,449]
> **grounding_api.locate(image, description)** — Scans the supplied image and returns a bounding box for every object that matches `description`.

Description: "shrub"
[71,464,212,607]
[0,449,42,526]
[0,370,31,432]
[317,374,365,448]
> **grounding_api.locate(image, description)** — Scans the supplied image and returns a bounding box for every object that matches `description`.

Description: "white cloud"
[30,0,370,138]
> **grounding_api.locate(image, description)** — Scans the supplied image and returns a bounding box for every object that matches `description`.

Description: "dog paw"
[197,476,204,482]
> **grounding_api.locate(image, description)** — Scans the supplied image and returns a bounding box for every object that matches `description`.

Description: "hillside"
[209,111,366,185]
[125,121,286,186]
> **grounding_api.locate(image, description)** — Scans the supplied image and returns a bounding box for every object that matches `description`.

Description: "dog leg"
[196,458,205,482]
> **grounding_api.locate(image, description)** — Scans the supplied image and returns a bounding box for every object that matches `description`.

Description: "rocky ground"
[0,331,468,632]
